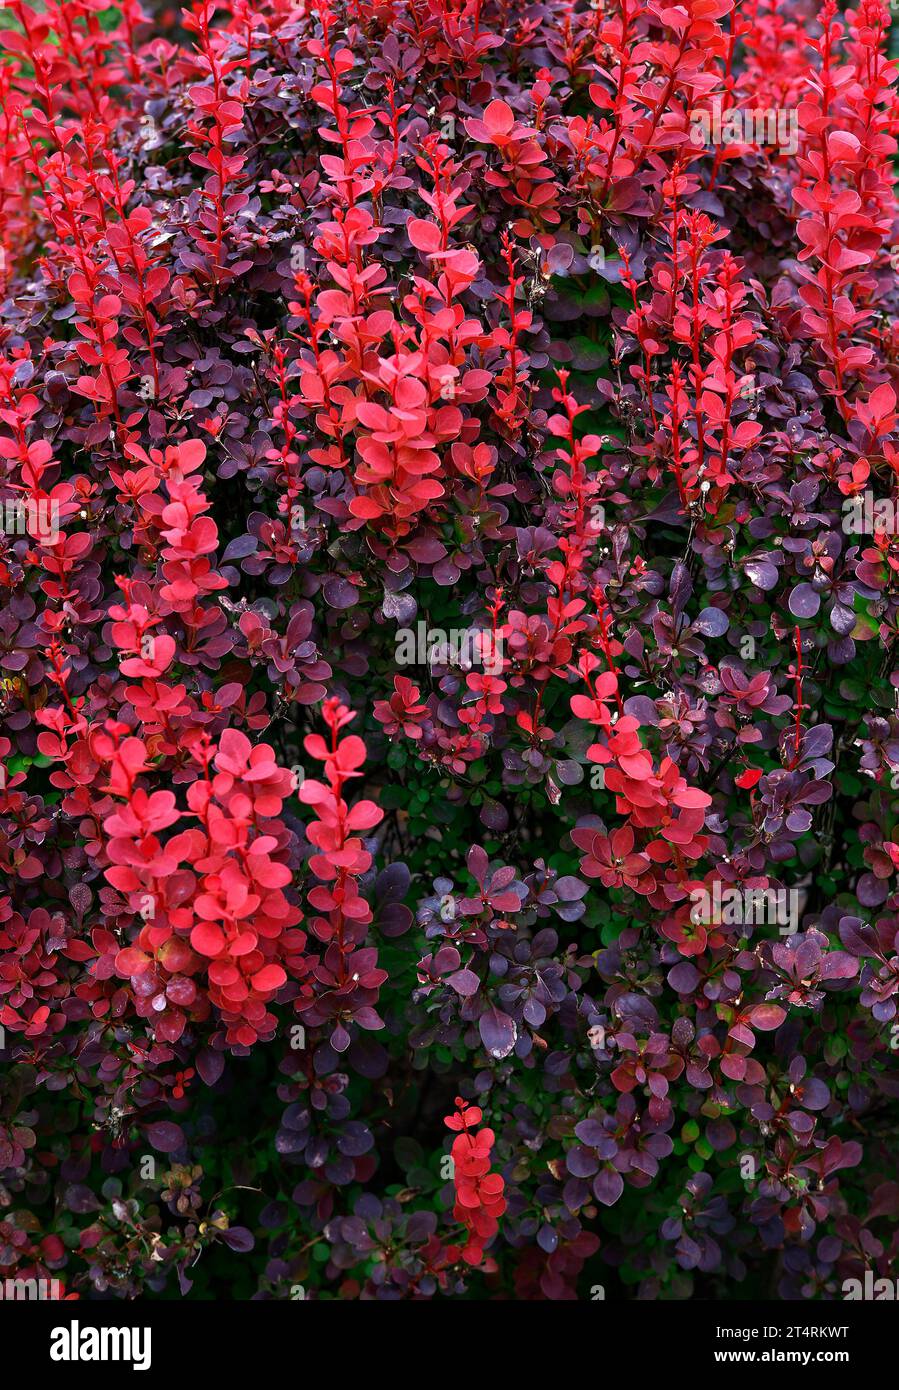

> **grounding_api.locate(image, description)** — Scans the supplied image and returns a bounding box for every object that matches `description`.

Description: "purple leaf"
[219,1226,254,1253]
[447,969,480,998]
[695,606,729,637]
[478,1006,517,1059]
[744,560,778,590]
[592,1167,624,1206]
[145,1122,185,1154]
[788,583,821,618]
[196,1048,225,1087]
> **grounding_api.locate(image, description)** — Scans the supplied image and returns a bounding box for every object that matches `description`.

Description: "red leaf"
[749,1004,787,1032]
[407,219,442,253]
[191,922,225,957]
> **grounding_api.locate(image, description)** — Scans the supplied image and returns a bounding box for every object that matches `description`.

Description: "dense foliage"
[1,0,898,1302]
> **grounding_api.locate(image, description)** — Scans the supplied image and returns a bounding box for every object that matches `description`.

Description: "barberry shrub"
[0,0,897,1303]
